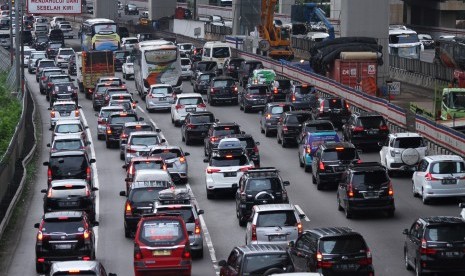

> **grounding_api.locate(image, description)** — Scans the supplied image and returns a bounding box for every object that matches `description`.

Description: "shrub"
[0,72,21,158]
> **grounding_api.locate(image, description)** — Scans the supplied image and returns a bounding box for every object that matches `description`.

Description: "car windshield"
[322,148,357,161]
[257,210,297,227]
[130,187,166,202]
[191,115,214,124]
[49,43,61,49]
[55,124,81,133]
[32,53,46,59]
[213,80,235,87]
[54,104,76,112]
[287,114,312,124]
[115,52,128,58]
[430,161,465,174]
[134,161,163,170]
[196,62,216,72]
[213,127,240,137]
[55,84,74,92]
[151,86,172,95]
[352,170,389,184]
[212,47,230,58]
[53,139,83,151]
[425,225,465,242]
[450,92,465,109]
[151,149,182,159]
[130,136,160,146]
[178,97,203,105]
[139,219,185,246]
[394,137,425,148]
[295,85,314,94]
[243,254,290,274]
[358,116,386,128]
[304,123,334,132]
[210,155,248,167]
[179,44,193,50]
[110,116,137,124]
[246,178,281,192]
[42,219,84,234]
[249,87,268,95]
[270,105,291,114]
[199,74,213,81]
[181,59,191,66]
[59,50,74,56]
[124,38,138,44]
[319,236,367,254]
[156,207,195,223]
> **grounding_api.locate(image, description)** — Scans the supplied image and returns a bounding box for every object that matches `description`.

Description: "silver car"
[46,133,91,156]
[150,145,190,184]
[28,51,46,73]
[55,48,75,68]
[95,106,125,140]
[52,119,88,144]
[145,84,175,112]
[48,100,81,128]
[48,260,116,276]
[124,131,166,165]
[245,204,304,246]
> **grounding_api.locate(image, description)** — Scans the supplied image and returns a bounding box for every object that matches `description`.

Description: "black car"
[238,60,264,87]
[235,167,290,226]
[119,181,173,238]
[34,211,98,274]
[191,61,218,82]
[342,111,390,148]
[114,50,130,71]
[68,54,77,75]
[311,142,360,190]
[286,83,319,110]
[239,84,269,112]
[102,87,130,107]
[181,111,216,145]
[270,78,292,102]
[32,35,49,50]
[49,81,78,106]
[43,150,96,186]
[48,29,65,46]
[204,122,242,157]
[207,76,238,105]
[22,30,33,45]
[41,179,98,221]
[288,227,374,275]
[259,102,294,137]
[39,67,62,94]
[92,83,122,111]
[105,112,142,148]
[193,72,216,94]
[223,57,245,80]
[337,162,395,218]
[118,26,129,39]
[314,97,351,129]
[45,74,73,101]
[276,110,314,147]
[224,133,260,167]
[124,3,139,15]
[403,216,465,275]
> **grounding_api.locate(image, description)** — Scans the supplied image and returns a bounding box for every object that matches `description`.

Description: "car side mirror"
[119,191,126,197]
[160,138,166,144]
[92,187,99,191]
[40,189,47,193]
[403,229,409,235]
[241,131,245,134]
[288,240,295,248]
[92,221,99,227]
[47,107,51,110]
[198,209,204,215]
[377,142,383,147]
[184,152,190,156]
[135,100,138,103]
[43,161,49,166]
[122,164,127,169]
[299,214,306,219]
[71,79,75,82]
[139,117,144,121]
[34,223,40,228]
[203,158,209,163]
[108,274,117,276]
[215,119,220,123]
[283,181,290,186]
[255,141,260,146]
[155,128,161,132]
[78,105,82,109]
[218,260,227,267]
[84,126,89,129]
[459,202,465,208]
[46,143,50,147]
[232,183,238,190]
[90,159,96,163]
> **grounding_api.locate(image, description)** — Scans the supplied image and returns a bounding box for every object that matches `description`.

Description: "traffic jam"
[16,13,465,276]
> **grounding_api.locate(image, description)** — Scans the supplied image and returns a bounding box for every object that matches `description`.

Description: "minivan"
[202,41,232,72]
[0,30,10,49]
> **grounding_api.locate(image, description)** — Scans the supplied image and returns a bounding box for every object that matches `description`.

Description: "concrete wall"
[173,19,205,39]
[149,0,177,20]
[95,0,118,20]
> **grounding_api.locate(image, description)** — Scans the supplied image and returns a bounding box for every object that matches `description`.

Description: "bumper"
[56,61,69,68]
[124,216,141,233]
[134,261,191,273]
[106,134,120,142]
[168,171,188,183]
[350,136,386,146]
[185,129,208,140]
[93,99,105,108]
[423,187,465,199]
[212,95,238,102]
[263,120,278,130]
[195,85,208,93]
[317,172,344,186]
[36,247,93,263]
[291,102,313,110]
[387,162,417,171]
[347,198,395,212]
[146,101,171,110]
[206,176,239,192]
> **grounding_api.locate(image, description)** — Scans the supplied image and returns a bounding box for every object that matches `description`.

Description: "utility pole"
[14,0,20,93]
[8,0,12,65]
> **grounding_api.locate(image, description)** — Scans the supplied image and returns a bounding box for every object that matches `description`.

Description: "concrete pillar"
[340,0,389,88]
[279,0,293,15]
[95,0,118,20]
[233,0,260,35]
[149,0,176,20]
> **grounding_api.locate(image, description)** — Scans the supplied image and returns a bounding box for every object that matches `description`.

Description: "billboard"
[27,0,82,14]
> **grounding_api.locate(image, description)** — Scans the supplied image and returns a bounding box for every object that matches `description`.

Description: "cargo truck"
[76,51,115,99]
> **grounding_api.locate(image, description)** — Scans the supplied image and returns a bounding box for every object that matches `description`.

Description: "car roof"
[244,60,262,64]
[307,227,358,238]
[285,110,313,116]
[54,119,82,125]
[349,162,385,172]
[124,121,152,127]
[149,83,172,89]
[213,122,239,127]
[254,204,295,212]
[389,132,422,138]
[49,261,100,273]
[130,156,164,163]
[424,155,464,162]
[212,76,235,81]
[176,93,202,98]
[52,100,76,106]
[44,211,83,220]
[236,244,286,254]
[52,133,83,140]
[100,106,125,112]
[304,119,333,125]
[109,112,137,117]
[320,142,355,150]
[49,150,87,157]
[128,131,160,137]
[420,216,465,225]
[134,169,171,178]
[50,179,87,187]
[354,111,382,117]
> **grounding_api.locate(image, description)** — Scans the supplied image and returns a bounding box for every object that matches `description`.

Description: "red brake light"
[106,126,112,134]
[194,219,201,235]
[75,110,80,117]
[128,164,134,175]
[420,239,437,255]
[319,101,324,112]
[348,183,354,197]
[83,230,90,240]
[353,126,364,132]
[319,161,325,171]
[296,222,303,235]
[379,125,388,131]
[206,168,221,174]
[251,224,257,241]
[37,231,43,241]
[187,124,196,129]
[86,167,91,181]
[266,114,271,119]
[210,88,215,94]
[292,95,296,102]
[47,168,52,182]
[175,104,184,110]
[197,103,206,108]
[125,202,132,215]
[134,244,142,260]
[316,252,333,268]
[425,172,437,181]
[179,156,186,163]
[253,145,259,153]
[359,249,373,265]
[273,87,278,94]
[388,181,394,196]
[50,111,55,118]
[210,136,218,142]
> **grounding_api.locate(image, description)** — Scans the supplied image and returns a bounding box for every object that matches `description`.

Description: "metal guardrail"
[388,55,453,82]
[204,23,232,35]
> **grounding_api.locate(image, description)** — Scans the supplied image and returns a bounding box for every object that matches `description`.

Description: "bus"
[80,18,120,51]
[133,40,182,99]
[388,25,422,59]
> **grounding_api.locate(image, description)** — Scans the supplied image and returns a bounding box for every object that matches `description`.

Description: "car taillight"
[266,114,271,119]
[125,202,132,215]
[106,126,112,134]
[292,95,296,102]
[353,126,364,132]
[296,222,302,235]
[420,239,437,255]
[206,168,221,174]
[273,87,278,94]
[282,126,288,132]
[47,82,52,87]
[83,230,90,240]
[146,93,153,99]
[126,146,137,153]
[319,101,324,113]
[210,136,218,142]
[210,88,215,94]
[134,243,142,260]
[85,186,90,197]
[37,257,45,263]
[198,103,206,108]
[47,188,52,198]
[240,192,246,201]
[37,231,43,241]
[50,111,55,118]
[316,252,332,268]
[234,86,238,93]
[128,164,134,175]
[183,242,191,259]
[175,104,184,110]
[239,166,252,172]
[75,110,80,116]
[187,123,196,129]
[359,249,373,265]
[120,133,128,139]
[305,146,311,154]
[379,125,388,131]
[179,156,186,163]
[86,167,91,181]
[245,94,253,99]
[47,168,52,182]
[132,103,136,109]
[282,190,288,202]
[253,146,259,153]
[348,183,354,197]
[194,218,201,235]
[251,224,257,241]
[388,181,394,196]
[425,172,437,181]
[41,76,46,80]
[319,161,325,171]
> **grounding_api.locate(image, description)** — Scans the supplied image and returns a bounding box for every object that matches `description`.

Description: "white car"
[180,58,193,80]
[460,202,465,219]
[171,93,207,126]
[23,47,33,68]
[412,155,465,204]
[55,48,75,68]
[121,37,138,51]
[50,16,65,29]
[204,143,254,199]
[379,132,427,175]
[122,56,134,80]
[48,100,81,128]
[145,84,175,112]
[178,43,194,56]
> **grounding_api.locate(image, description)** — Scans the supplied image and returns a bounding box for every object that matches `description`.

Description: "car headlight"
[390,150,400,157]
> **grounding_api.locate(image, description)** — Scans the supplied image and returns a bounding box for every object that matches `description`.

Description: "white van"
[0,30,11,49]
[202,41,231,71]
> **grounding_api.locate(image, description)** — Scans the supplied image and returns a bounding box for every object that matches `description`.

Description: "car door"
[312,149,321,175]
[379,137,390,166]
[289,233,312,272]
[406,221,422,264]
[338,172,349,203]
[413,159,428,193]
[182,114,189,136]
[343,115,355,140]
[298,134,307,162]
[222,249,239,276]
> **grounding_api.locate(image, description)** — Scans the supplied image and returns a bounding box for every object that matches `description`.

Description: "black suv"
[114,50,130,71]
[337,162,395,218]
[204,122,242,157]
[105,112,142,148]
[270,79,292,102]
[238,60,264,87]
[34,211,98,274]
[260,102,294,137]
[92,82,122,111]
[223,57,245,80]
[191,61,218,85]
[207,76,239,105]
[45,74,73,101]
[225,133,261,167]
[403,216,465,275]
[181,111,216,145]
[119,180,174,238]
[49,81,78,106]
[286,83,319,111]
[311,142,360,190]
[45,42,62,59]
[219,244,293,275]
[41,179,98,221]
[342,112,389,148]
[288,227,374,275]
[43,150,96,186]
[193,72,216,94]
[239,84,269,113]
[235,167,290,226]
[314,97,351,129]
[276,110,314,147]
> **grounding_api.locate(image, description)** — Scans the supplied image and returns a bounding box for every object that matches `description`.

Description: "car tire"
[206,188,214,199]
[238,214,247,227]
[239,101,243,110]
[124,225,131,238]
[344,203,352,219]
[387,209,395,218]
[97,134,104,141]
[421,188,429,205]
[36,262,45,274]
[304,165,311,173]
[415,260,424,276]
[244,105,250,113]
[282,138,287,148]
[193,248,203,259]
[106,141,111,148]
[412,182,418,198]
[404,249,413,270]
[337,194,343,211]
[123,72,126,79]
[120,152,124,160]
[185,136,192,146]
[299,154,304,168]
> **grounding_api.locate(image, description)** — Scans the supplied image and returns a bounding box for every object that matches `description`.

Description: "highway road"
[3,37,463,276]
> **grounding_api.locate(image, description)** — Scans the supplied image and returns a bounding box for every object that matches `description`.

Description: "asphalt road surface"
[4,38,463,276]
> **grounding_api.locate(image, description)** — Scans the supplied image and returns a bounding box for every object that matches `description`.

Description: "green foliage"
[0,72,21,158]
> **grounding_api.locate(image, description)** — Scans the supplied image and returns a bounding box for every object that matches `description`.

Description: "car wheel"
[181,132,185,142]
[282,138,287,148]
[97,134,103,140]
[36,262,45,274]
[238,213,247,227]
[337,194,343,211]
[123,72,126,79]
[345,202,352,219]
[204,145,208,156]
[387,209,395,218]
[124,225,131,238]
[299,153,304,168]
[244,105,250,113]
[185,135,192,146]
[415,260,424,276]
[206,188,214,199]
[412,182,418,197]
[239,101,243,110]
[106,141,111,148]
[193,248,203,259]
[404,249,413,270]
[120,152,124,160]
[264,127,271,137]
[421,188,429,205]
[304,164,311,173]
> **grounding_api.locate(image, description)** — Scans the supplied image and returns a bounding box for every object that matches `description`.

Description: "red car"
[133,214,192,276]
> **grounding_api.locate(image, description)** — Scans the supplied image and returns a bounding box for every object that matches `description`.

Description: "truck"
[290,3,335,39]
[76,51,115,99]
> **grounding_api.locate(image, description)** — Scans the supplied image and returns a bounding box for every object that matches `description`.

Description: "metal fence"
[388,55,453,82]
[204,23,232,35]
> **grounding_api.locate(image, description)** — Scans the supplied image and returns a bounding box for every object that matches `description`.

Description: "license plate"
[186,108,195,112]
[54,244,72,250]
[152,250,171,256]
[157,97,166,101]
[363,192,379,199]
[443,251,460,257]
[442,178,457,185]
[139,151,150,156]
[224,172,237,177]
[268,235,286,242]
[368,129,379,135]
[335,263,357,270]
[58,201,78,207]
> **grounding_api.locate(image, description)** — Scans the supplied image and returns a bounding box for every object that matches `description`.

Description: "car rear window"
[124,38,138,44]
[55,124,82,133]
[106,89,128,96]
[52,272,96,276]
[196,62,216,72]
[109,100,132,110]
[150,86,172,95]
[190,115,214,124]
[51,183,86,197]
[246,178,281,192]
[111,95,132,101]
[45,70,62,77]
[270,105,292,114]
[244,254,290,274]
[115,51,128,58]
[352,170,389,184]
[210,155,248,167]
[133,161,163,170]
[287,114,312,124]
[325,99,344,109]
[199,74,213,81]
[130,135,160,146]
[125,125,153,134]
[50,156,86,172]
[248,86,268,95]
[101,79,123,86]
[97,84,119,93]
[53,139,83,151]
[213,79,235,87]
[181,59,191,66]
[394,137,425,148]
[40,61,56,68]
[54,83,74,92]
[213,127,240,137]
[319,235,367,254]
[130,187,166,202]
[42,218,84,233]
[430,161,465,174]
[358,116,386,128]
[179,44,193,50]
[59,49,74,56]
[156,207,195,223]
[304,123,334,132]
[139,220,185,246]
[295,85,314,94]
[277,79,291,88]
[322,148,357,161]
[257,210,297,227]
[100,109,123,118]
[179,97,203,105]
[151,149,182,159]
[212,47,230,58]
[425,224,465,241]
[229,59,243,66]
[110,115,138,124]
[32,53,47,59]
[54,104,76,111]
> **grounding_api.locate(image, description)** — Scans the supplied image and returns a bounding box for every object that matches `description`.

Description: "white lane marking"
[137,106,219,274]
[294,204,310,222]
[80,110,99,256]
